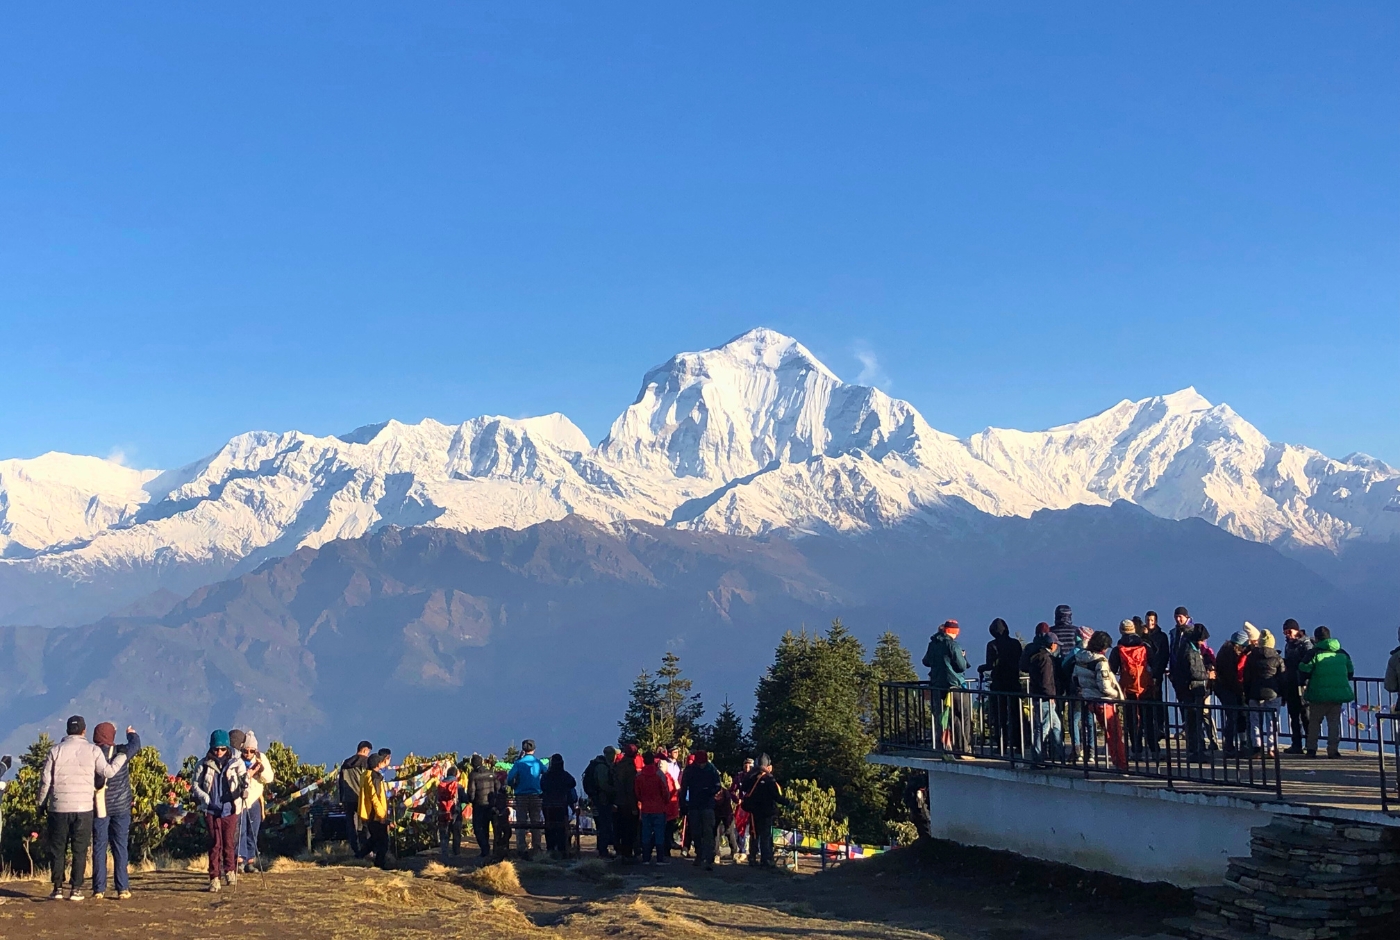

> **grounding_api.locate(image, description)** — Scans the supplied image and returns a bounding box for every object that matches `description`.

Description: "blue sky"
[3,3,1396,469]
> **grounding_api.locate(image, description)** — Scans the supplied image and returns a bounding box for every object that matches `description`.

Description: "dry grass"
[0,865,47,883]
[569,857,625,887]
[465,859,524,896]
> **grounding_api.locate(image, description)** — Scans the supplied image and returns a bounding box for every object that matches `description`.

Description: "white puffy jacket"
[1073,650,1124,701]
[37,735,128,813]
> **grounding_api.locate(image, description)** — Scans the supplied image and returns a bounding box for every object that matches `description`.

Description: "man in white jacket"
[37,715,132,901]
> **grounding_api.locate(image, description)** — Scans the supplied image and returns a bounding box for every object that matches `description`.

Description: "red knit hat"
[93,722,117,747]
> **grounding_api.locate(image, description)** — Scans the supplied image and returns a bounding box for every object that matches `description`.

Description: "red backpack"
[1117,643,1153,696]
[436,779,459,818]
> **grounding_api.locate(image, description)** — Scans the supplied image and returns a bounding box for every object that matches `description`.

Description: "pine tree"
[700,698,752,774]
[656,651,705,740]
[864,630,918,735]
[751,620,883,841]
[618,670,662,747]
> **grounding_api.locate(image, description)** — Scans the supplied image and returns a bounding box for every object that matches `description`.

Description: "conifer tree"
[699,698,752,774]
[751,620,882,840]
[656,651,705,740]
[864,630,918,735]
[618,670,662,747]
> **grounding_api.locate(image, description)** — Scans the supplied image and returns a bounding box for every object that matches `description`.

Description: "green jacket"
[1298,639,1355,704]
[922,632,969,691]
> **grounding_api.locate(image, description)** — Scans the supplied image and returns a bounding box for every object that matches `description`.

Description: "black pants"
[1178,688,1207,756]
[989,685,1022,754]
[471,805,493,855]
[1286,688,1309,749]
[437,813,462,858]
[613,810,638,858]
[48,811,93,890]
[1124,693,1159,755]
[750,812,775,866]
[364,819,391,869]
[544,806,569,854]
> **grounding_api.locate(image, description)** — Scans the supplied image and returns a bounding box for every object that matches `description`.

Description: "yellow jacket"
[358,769,387,822]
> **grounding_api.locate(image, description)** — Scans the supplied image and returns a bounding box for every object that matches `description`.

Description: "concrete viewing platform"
[870,750,1400,887]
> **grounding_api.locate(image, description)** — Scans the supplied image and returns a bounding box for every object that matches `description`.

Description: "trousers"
[471,805,494,855]
[92,810,131,893]
[238,801,263,862]
[206,811,240,879]
[1306,701,1343,755]
[640,812,666,862]
[48,811,93,891]
[688,806,716,864]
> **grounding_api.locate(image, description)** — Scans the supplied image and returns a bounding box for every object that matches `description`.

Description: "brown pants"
[206,812,240,879]
[1306,702,1343,755]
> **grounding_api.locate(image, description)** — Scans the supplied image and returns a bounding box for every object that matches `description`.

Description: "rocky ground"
[0,838,1190,940]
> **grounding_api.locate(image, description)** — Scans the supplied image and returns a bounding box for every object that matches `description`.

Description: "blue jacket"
[98,731,141,813]
[506,753,544,795]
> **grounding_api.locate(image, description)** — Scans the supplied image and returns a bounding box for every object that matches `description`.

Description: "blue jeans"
[640,813,666,862]
[1031,699,1063,763]
[238,801,263,863]
[92,811,131,894]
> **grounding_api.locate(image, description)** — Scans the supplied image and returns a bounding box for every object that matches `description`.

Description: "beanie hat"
[242,731,259,751]
[1243,622,1260,643]
[1230,630,1250,646]
[66,715,86,736]
[1261,629,1277,649]
[209,729,231,750]
[941,619,960,633]
[93,722,117,747]
[1283,618,1300,632]
[1174,606,1190,618]
[228,729,247,749]
[1076,626,1094,642]
[1119,619,1136,633]
[695,749,709,764]
[1035,621,1051,635]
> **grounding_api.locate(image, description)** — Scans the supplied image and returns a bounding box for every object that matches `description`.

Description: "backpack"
[1117,643,1153,696]
[583,757,605,800]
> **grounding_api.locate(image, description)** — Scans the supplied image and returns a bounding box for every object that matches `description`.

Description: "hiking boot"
[208,879,221,893]
[92,892,105,900]
[222,871,236,887]
[48,889,64,901]
[117,891,132,900]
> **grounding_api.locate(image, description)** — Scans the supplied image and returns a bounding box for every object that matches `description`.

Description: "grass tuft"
[465,859,524,896]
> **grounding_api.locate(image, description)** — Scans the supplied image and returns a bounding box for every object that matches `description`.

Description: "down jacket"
[37,735,130,813]
[95,731,142,814]
[1072,650,1123,701]
[192,752,250,814]
[243,754,275,807]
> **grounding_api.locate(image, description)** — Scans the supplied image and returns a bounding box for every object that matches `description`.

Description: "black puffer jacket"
[981,621,1025,692]
[1027,643,1058,697]
[1171,634,1208,695]
[1243,646,1285,702]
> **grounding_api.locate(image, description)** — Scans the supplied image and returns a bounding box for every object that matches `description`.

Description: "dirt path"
[0,840,1189,940]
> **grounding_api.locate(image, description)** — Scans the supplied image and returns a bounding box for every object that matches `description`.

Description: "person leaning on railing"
[1073,631,1127,771]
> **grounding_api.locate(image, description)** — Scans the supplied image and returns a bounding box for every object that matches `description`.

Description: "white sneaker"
[68,892,85,902]
[48,889,64,901]
[208,879,221,893]
[117,891,132,900]
[92,892,105,900]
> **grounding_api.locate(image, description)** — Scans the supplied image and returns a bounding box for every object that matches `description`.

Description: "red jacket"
[634,763,675,815]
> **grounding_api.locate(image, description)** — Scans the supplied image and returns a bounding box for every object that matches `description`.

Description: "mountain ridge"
[2,327,1397,626]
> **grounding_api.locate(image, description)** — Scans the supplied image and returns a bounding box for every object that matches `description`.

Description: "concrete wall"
[871,756,1276,887]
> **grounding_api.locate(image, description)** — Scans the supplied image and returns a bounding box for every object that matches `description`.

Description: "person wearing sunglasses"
[191,730,249,892]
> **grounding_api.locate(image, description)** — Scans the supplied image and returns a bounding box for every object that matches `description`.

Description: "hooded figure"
[980,618,1025,693]
[1050,605,1077,652]
[1385,626,1400,702]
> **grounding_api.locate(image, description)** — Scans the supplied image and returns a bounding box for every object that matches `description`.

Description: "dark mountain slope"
[0,504,1382,766]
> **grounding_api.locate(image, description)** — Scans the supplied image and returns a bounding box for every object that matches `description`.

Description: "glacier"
[2,327,1396,626]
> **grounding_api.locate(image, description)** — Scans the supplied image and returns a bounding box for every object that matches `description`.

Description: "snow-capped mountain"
[2,328,1396,626]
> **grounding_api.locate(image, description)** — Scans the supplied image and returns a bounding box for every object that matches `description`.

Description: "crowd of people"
[380,740,793,871]
[920,606,1400,768]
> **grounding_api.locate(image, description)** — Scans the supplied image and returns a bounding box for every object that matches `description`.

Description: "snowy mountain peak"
[2,329,1397,627]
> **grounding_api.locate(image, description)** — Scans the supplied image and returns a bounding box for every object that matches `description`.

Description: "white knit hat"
[1243,622,1260,643]
[243,730,259,751]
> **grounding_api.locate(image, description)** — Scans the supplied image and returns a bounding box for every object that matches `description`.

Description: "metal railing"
[1378,715,1400,815]
[1157,675,1394,751]
[879,680,1284,796]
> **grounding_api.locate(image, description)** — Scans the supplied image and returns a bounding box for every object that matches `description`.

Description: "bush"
[777,778,849,844]
[0,734,54,871]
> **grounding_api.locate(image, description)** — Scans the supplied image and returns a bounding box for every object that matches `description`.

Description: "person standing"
[338,741,373,855]
[1298,626,1355,758]
[1171,625,1210,759]
[1026,633,1063,765]
[434,765,463,860]
[739,755,788,868]
[37,715,131,901]
[1109,620,1157,761]
[714,780,741,863]
[732,756,756,859]
[978,618,1025,756]
[540,754,578,859]
[611,744,641,863]
[1386,625,1400,708]
[191,730,249,892]
[922,620,972,758]
[582,746,617,858]
[1243,630,1284,757]
[1049,605,1077,653]
[1280,621,1314,754]
[1215,631,1251,755]
[634,751,674,865]
[506,740,546,859]
[91,722,141,900]
[464,754,499,858]
[234,731,274,874]
[1074,631,1127,770]
[680,750,722,870]
[1141,611,1170,748]
[357,752,392,869]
